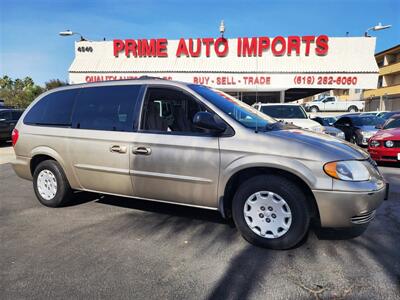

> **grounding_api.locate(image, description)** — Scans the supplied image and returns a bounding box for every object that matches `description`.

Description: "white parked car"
[304,96,364,113]
[253,103,324,133]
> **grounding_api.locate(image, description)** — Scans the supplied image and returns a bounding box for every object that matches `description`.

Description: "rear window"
[261,105,307,119]
[24,89,78,126]
[72,85,141,132]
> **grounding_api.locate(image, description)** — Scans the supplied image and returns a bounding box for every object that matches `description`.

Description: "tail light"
[11,128,19,146]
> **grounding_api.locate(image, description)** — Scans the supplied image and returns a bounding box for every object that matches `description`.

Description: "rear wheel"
[232,175,310,249]
[33,160,73,207]
[310,106,319,113]
[348,106,358,113]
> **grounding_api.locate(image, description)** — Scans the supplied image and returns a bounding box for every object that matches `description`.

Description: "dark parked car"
[0,109,24,143]
[334,115,383,147]
[311,116,345,139]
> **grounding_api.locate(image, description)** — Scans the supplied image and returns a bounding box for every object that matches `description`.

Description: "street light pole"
[365,22,392,37]
[59,30,87,41]
[219,20,225,38]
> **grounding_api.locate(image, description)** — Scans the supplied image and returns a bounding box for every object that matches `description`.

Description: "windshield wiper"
[264,122,283,131]
[265,121,299,131]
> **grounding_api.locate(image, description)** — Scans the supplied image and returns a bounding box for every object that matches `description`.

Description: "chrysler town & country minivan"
[12,79,387,249]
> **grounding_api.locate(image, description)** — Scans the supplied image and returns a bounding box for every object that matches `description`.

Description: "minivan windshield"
[190,85,277,130]
[261,105,307,119]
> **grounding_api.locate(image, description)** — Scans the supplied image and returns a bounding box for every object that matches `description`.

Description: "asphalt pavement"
[0,151,399,299]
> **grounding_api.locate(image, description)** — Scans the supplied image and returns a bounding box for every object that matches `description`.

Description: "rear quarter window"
[72,85,141,132]
[24,89,78,126]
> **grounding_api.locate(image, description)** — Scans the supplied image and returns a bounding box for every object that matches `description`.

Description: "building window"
[377,76,383,88]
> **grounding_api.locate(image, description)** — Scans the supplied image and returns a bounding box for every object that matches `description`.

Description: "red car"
[368,114,400,163]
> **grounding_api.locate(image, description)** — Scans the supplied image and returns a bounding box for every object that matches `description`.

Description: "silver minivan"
[11,79,387,249]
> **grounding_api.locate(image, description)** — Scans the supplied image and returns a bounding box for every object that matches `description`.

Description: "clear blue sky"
[1,0,399,85]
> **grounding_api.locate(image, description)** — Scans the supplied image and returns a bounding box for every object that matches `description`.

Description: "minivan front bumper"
[313,185,386,228]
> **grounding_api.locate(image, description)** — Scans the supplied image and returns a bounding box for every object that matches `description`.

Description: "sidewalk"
[0,144,15,164]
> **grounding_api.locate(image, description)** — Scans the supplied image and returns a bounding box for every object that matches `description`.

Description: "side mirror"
[193,112,227,134]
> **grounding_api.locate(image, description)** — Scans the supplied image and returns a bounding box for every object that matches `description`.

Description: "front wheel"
[232,175,310,250]
[33,160,73,207]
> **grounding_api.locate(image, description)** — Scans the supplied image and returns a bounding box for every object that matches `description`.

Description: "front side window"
[141,87,208,134]
[260,105,307,119]
[24,89,78,126]
[190,85,276,130]
[72,85,141,131]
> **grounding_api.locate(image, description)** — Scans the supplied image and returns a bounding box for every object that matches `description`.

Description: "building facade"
[363,44,400,111]
[68,36,379,105]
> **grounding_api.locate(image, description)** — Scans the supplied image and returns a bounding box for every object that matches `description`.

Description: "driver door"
[129,86,221,208]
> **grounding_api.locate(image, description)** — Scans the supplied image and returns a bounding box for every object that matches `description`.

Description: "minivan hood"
[266,128,368,161]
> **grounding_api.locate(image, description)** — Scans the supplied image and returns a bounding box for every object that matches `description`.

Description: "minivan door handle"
[110,145,127,154]
[133,147,152,155]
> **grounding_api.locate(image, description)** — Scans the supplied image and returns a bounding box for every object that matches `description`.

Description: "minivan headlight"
[323,160,371,181]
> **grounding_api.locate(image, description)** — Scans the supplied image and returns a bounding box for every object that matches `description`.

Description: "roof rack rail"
[138,75,165,80]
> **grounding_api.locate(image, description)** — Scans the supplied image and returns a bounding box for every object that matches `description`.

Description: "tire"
[33,160,73,207]
[350,135,358,145]
[310,106,319,113]
[232,175,310,250]
[348,106,358,112]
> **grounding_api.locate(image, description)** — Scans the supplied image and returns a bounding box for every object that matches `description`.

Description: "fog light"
[385,140,394,148]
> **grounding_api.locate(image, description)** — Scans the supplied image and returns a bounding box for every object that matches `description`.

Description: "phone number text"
[293,76,358,86]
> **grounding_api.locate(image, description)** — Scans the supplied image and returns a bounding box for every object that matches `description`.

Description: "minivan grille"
[351,210,376,225]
